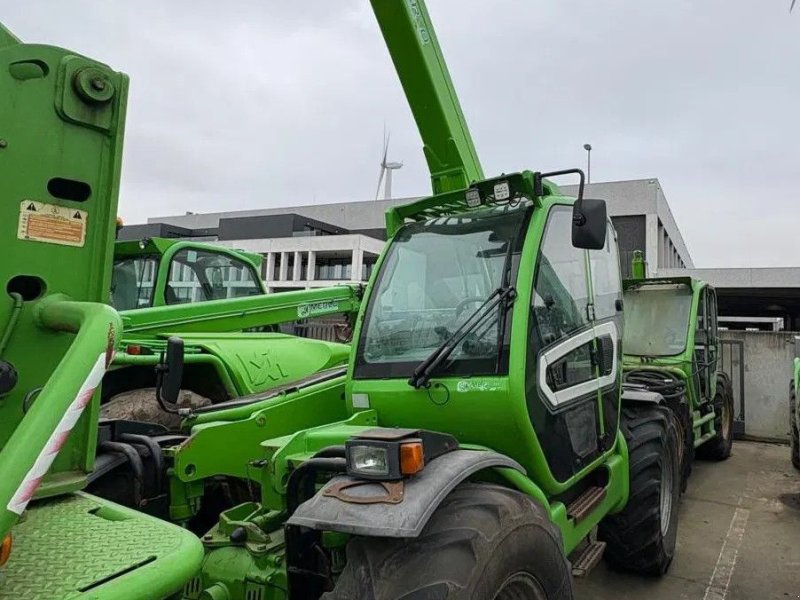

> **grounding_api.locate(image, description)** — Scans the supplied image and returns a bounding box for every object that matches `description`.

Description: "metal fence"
[719,339,746,438]
[287,318,352,343]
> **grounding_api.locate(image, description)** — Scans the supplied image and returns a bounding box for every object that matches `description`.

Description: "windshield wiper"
[407,286,517,389]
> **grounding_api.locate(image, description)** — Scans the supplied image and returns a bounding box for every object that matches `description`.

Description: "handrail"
[0,296,121,540]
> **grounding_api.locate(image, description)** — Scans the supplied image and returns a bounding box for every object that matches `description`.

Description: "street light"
[583,143,592,184]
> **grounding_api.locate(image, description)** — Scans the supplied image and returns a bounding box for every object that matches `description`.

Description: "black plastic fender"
[286,449,524,538]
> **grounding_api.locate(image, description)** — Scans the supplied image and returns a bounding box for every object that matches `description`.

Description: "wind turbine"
[374,129,403,200]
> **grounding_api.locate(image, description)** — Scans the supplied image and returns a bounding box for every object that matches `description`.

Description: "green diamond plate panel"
[0,492,202,599]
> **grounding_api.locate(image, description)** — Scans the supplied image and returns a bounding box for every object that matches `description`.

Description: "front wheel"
[323,483,574,600]
[599,404,680,576]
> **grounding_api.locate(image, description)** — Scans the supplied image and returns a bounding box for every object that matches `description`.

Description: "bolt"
[91,78,106,91]
[0,140,7,149]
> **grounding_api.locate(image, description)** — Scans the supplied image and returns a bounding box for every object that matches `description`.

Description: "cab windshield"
[354,205,530,379]
[111,255,158,311]
[623,283,693,357]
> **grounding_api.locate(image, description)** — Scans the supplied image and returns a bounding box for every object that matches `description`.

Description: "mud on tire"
[598,404,680,576]
[323,483,574,600]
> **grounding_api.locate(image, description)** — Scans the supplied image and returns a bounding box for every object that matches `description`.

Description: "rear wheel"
[599,404,680,576]
[696,374,734,461]
[323,483,574,600]
[790,381,800,470]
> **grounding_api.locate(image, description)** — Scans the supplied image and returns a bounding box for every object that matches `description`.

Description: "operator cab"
[348,171,621,489]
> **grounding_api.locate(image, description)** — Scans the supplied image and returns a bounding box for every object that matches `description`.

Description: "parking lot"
[575,441,800,600]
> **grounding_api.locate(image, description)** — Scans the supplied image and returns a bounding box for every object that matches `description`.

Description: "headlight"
[348,444,390,478]
[344,429,458,481]
[345,438,426,481]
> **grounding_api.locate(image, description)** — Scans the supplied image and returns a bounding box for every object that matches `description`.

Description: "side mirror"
[531,169,606,250]
[572,199,607,250]
[156,336,184,412]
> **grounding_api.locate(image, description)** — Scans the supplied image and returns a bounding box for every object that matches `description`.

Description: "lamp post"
[583,143,592,184]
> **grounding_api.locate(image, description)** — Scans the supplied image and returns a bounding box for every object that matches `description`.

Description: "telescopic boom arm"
[370,0,484,195]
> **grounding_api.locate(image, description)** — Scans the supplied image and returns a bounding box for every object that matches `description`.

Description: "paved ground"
[575,441,800,600]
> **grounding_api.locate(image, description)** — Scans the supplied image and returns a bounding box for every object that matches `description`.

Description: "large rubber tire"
[598,404,680,576]
[667,396,694,494]
[322,483,574,600]
[696,373,734,461]
[790,381,800,471]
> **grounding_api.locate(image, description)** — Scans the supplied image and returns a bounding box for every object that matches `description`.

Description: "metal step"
[566,485,606,523]
[570,540,607,577]
[0,492,203,599]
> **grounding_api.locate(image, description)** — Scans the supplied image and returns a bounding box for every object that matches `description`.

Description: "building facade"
[122,178,694,290]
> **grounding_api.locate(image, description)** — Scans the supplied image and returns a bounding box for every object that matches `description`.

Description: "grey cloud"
[3,1,798,266]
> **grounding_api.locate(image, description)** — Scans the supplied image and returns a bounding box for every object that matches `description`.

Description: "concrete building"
[660,267,800,331]
[121,178,800,441]
[134,177,694,288]
[563,179,693,276]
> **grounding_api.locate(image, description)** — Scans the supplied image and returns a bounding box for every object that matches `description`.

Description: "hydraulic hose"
[120,433,164,494]
[624,369,686,401]
[285,457,347,515]
[100,441,145,505]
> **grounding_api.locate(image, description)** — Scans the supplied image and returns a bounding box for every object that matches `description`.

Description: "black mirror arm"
[154,357,181,416]
[533,168,586,206]
[154,336,188,417]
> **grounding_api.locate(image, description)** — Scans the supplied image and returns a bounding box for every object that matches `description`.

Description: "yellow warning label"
[17,200,88,247]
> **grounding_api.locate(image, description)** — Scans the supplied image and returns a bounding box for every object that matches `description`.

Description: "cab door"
[695,286,719,401]
[525,206,622,483]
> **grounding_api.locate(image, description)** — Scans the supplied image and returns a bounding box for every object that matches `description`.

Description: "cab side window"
[531,206,591,348]
[166,249,261,305]
[589,223,622,321]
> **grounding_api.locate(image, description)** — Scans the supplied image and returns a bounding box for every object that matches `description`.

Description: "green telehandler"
[0,1,736,598]
[0,20,359,598]
[622,252,735,491]
[105,235,361,430]
[112,237,267,311]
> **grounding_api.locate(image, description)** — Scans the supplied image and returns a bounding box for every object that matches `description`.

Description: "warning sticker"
[17,200,88,247]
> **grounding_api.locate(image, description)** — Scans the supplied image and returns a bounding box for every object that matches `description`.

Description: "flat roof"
[148,178,692,265]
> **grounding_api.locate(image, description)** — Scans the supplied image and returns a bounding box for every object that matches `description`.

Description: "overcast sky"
[4,1,799,267]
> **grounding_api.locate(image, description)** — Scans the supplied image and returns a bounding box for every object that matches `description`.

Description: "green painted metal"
[0,24,207,599]
[184,502,287,600]
[119,284,360,336]
[348,191,624,497]
[0,24,19,49]
[622,276,723,444]
[0,298,121,540]
[113,237,266,310]
[0,27,129,539]
[172,374,352,490]
[117,333,349,397]
[631,249,647,279]
[369,0,483,200]
[177,1,632,594]
[0,1,658,597]
[0,492,203,600]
